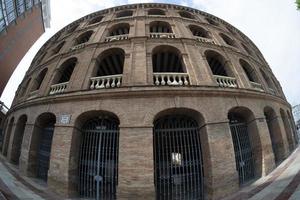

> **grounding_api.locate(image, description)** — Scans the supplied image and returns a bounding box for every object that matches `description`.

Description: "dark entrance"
[154,115,204,200]
[229,114,255,185]
[78,116,119,200]
[37,125,54,181]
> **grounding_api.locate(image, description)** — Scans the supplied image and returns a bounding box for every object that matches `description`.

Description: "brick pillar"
[19,123,35,175]
[251,118,275,176]
[48,125,76,197]
[203,122,239,200]
[117,126,155,199]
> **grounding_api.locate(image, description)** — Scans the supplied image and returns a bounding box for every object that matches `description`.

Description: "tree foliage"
[297,0,300,10]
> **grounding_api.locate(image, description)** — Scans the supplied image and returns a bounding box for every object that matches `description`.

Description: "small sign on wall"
[59,114,71,124]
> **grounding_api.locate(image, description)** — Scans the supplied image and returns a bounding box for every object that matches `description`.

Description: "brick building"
[1,3,298,200]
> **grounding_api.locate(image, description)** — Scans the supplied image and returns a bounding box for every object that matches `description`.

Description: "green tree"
[297,0,300,10]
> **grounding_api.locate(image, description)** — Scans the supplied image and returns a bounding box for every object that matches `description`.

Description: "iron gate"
[37,126,54,181]
[78,116,119,200]
[154,115,204,200]
[230,122,255,185]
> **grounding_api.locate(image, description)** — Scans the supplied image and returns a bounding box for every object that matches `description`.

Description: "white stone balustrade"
[69,43,85,51]
[150,33,176,39]
[90,74,122,89]
[49,82,69,95]
[250,81,264,91]
[105,34,129,42]
[213,75,237,88]
[153,73,189,86]
[195,36,215,44]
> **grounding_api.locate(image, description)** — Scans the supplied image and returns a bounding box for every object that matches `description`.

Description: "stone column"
[117,126,155,199]
[275,116,290,158]
[7,123,18,161]
[202,122,239,200]
[48,124,76,197]
[19,123,35,175]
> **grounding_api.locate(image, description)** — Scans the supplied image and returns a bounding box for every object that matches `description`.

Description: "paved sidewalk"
[0,148,300,199]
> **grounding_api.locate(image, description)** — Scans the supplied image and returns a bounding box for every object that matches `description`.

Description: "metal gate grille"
[37,126,54,181]
[154,115,203,200]
[78,116,119,200]
[230,122,255,185]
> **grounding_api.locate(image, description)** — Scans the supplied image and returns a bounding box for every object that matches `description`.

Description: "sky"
[1,0,300,108]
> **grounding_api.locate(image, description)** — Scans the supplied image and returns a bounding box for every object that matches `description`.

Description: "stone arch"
[51,41,65,56]
[152,45,186,73]
[239,59,259,83]
[148,8,165,15]
[116,10,133,18]
[10,114,27,165]
[74,30,93,46]
[280,108,294,152]
[219,33,237,47]
[264,106,285,164]
[260,68,275,90]
[149,21,172,33]
[228,106,262,184]
[88,15,103,25]
[52,57,78,85]
[189,24,210,38]
[153,108,207,199]
[27,112,56,181]
[19,78,31,97]
[178,11,194,19]
[204,50,234,77]
[69,110,120,198]
[108,23,130,36]
[30,68,48,92]
[2,117,14,156]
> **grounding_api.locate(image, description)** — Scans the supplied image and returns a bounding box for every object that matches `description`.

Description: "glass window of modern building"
[25,0,33,10]
[16,0,25,16]
[4,0,16,24]
[0,4,5,31]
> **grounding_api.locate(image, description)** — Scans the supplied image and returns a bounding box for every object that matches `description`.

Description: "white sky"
[1,0,300,108]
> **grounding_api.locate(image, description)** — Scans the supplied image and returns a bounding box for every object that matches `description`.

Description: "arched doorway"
[10,115,27,165]
[78,114,119,199]
[3,117,14,156]
[280,109,294,152]
[153,113,204,199]
[228,107,261,185]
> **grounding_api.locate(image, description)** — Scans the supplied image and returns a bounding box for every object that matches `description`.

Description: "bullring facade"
[1,3,298,200]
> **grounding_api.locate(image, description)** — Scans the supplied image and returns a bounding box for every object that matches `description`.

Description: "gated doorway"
[153,114,204,200]
[228,109,256,185]
[78,115,119,200]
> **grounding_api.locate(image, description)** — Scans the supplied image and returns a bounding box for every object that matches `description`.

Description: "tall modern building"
[0,0,51,96]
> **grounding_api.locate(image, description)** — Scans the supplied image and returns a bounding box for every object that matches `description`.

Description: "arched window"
[260,69,274,90]
[148,9,165,15]
[53,57,77,84]
[206,17,219,26]
[51,41,65,56]
[28,113,56,181]
[150,21,172,33]
[189,25,210,38]
[109,23,130,36]
[78,114,120,199]
[239,59,259,83]
[31,68,48,91]
[10,115,27,165]
[88,15,103,25]
[95,48,125,77]
[205,50,230,76]
[178,11,194,19]
[228,107,261,185]
[116,10,133,18]
[152,45,184,73]
[74,31,93,46]
[19,78,31,97]
[280,109,295,152]
[220,33,237,47]
[264,106,285,164]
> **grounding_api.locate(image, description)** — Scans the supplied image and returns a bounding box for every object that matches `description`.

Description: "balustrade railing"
[90,74,122,89]
[153,73,189,86]
[49,82,69,95]
[213,75,237,88]
[250,81,264,91]
[195,36,215,44]
[150,33,176,39]
[105,34,129,42]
